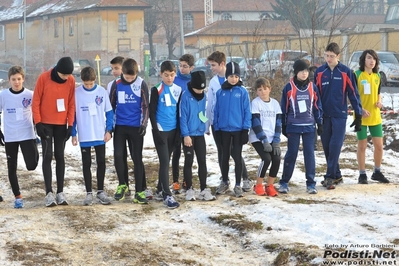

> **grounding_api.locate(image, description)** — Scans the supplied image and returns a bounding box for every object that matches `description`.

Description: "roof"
[329,14,386,30]
[186,19,296,37]
[182,0,277,12]
[0,0,150,22]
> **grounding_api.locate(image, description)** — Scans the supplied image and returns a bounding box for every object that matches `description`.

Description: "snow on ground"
[0,95,398,265]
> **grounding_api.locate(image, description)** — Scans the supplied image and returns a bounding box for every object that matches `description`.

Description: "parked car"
[226,56,258,81]
[101,66,112,75]
[301,55,325,67]
[348,50,399,86]
[192,57,212,78]
[255,50,308,78]
[149,59,179,76]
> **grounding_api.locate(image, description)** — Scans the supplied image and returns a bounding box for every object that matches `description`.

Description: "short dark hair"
[80,66,96,81]
[122,58,139,75]
[8,65,25,79]
[179,54,195,66]
[207,51,226,64]
[110,56,124,65]
[160,60,176,73]
[325,42,340,55]
[254,77,271,89]
[359,49,379,73]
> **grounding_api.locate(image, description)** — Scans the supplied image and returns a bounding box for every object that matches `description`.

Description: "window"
[183,13,194,31]
[221,12,232,21]
[0,25,4,41]
[54,19,59,37]
[118,13,127,32]
[69,17,74,36]
[18,23,24,40]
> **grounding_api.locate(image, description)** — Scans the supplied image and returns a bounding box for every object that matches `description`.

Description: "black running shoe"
[358,174,368,184]
[324,178,336,190]
[371,172,389,183]
[321,177,343,186]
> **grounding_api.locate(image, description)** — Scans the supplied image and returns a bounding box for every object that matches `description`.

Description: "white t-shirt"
[0,88,35,142]
[74,85,112,142]
[249,97,282,144]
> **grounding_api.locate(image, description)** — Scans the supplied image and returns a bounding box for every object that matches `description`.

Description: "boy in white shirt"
[0,66,39,208]
[72,66,114,205]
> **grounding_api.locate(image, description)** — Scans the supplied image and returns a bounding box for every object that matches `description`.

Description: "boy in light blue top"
[179,71,216,201]
[213,62,251,197]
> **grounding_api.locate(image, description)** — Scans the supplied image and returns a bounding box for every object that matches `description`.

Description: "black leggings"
[172,137,182,183]
[5,139,39,197]
[40,124,67,194]
[153,129,176,197]
[220,131,243,185]
[114,125,145,192]
[252,141,281,178]
[183,136,207,191]
[81,144,106,193]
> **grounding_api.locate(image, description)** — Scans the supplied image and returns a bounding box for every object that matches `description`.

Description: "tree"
[144,0,162,63]
[157,0,180,59]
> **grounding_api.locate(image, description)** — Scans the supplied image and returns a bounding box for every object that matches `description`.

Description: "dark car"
[149,59,179,76]
[192,58,212,78]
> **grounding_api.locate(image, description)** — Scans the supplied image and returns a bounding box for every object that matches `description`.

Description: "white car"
[348,51,399,86]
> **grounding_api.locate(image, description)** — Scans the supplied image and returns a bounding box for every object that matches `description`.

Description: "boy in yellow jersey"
[354,49,389,184]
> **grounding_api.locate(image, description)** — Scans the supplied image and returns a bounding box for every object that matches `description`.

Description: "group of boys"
[0,41,390,209]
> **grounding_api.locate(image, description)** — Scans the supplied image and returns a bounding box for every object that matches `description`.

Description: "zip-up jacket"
[179,88,207,137]
[213,83,251,132]
[314,62,362,118]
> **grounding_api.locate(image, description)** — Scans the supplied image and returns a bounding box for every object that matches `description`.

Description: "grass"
[209,213,263,234]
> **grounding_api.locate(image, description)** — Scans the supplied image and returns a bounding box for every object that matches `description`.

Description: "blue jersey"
[179,89,207,137]
[213,84,251,132]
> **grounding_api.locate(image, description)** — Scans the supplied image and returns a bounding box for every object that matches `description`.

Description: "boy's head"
[110,56,124,78]
[55,57,74,80]
[122,58,139,82]
[225,62,240,86]
[80,66,96,89]
[207,51,226,76]
[293,59,309,81]
[254,77,271,99]
[324,42,340,67]
[188,71,206,92]
[359,49,379,73]
[179,54,195,75]
[8,65,25,91]
[160,60,177,86]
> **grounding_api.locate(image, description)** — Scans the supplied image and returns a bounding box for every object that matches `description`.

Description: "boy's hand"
[36,123,49,139]
[104,132,112,143]
[0,129,5,146]
[72,136,78,146]
[317,123,323,136]
[262,141,272,152]
[138,125,146,136]
[350,116,362,132]
[183,136,192,147]
[272,142,281,157]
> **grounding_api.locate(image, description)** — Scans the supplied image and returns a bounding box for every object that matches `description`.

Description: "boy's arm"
[32,75,44,124]
[312,84,323,125]
[140,80,150,127]
[251,113,267,143]
[272,114,282,144]
[179,95,189,137]
[67,77,76,127]
[346,70,362,116]
[149,86,159,130]
[109,80,117,111]
[205,80,214,133]
[242,89,251,130]
[105,110,114,132]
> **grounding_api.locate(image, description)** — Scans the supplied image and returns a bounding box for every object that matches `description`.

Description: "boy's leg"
[326,117,346,180]
[183,138,195,189]
[53,125,67,194]
[41,124,54,194]
[172,137,181,183]
[194,136,207,191]
[302,131,316,187]
[231,131,243,185]
[280,132,300,184]
[154,130,174,197]
[20,139,39,170]
[81,146,93,193]
[127,127,145,192]
[211,125,223,173]
[123,141,129,188]
[114,126,128,186]
[220,131,232,182]
[5,142,21,197]
[94,144,106,191]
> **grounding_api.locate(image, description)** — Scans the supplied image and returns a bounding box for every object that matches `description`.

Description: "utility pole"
[23,0,27,71]
[178,0,185,56]
[204,0,213,26]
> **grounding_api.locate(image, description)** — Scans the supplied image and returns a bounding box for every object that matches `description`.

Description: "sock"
[87,192,93,195]
[359,170,366,175]
[15,195,22,199]
[235,182,240,187]
[374,166,381,173]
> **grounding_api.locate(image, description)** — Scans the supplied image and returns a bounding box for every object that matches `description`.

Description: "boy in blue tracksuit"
[213,62,251,197]
[314,42,362,189]
[279,60,323,194]
[171,53,195,193]
[179,71,216,201]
